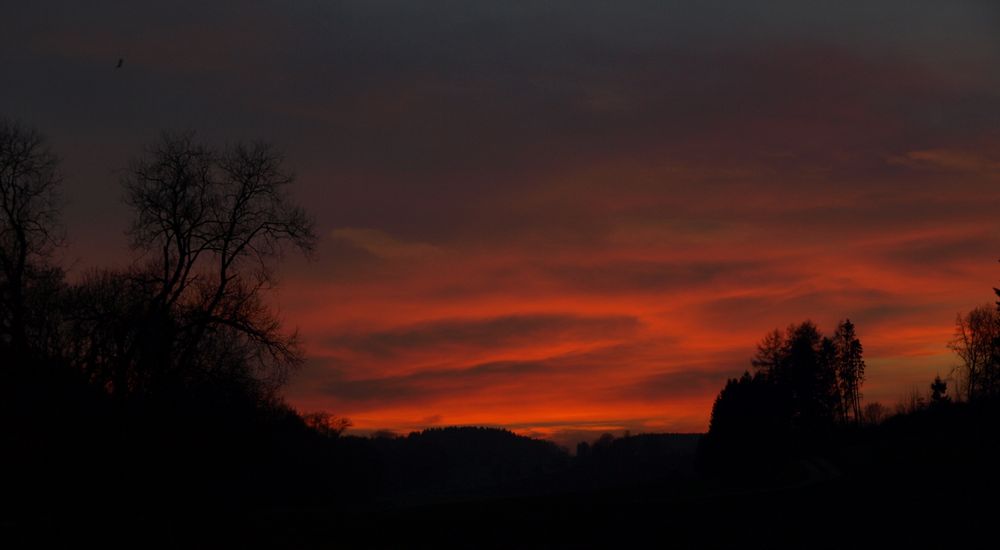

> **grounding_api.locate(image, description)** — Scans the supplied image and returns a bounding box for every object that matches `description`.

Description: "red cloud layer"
[282,153,1000,441]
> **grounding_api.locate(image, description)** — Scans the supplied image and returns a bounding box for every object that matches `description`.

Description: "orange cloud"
[888,149,1000,173]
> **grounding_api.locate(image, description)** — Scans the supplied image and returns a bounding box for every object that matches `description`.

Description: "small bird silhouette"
[116,58,123,69]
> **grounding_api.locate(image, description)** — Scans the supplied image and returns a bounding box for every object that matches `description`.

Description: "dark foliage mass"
[701,319,867,472]
[5,117,1000,548]
[0,120,335,523]
[949,301,1000,402]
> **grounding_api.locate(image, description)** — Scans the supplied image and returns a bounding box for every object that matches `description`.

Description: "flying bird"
[116,58,123,69]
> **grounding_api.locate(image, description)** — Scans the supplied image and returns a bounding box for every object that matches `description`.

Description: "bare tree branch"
[110,132,316,400]
[0,117,63,356]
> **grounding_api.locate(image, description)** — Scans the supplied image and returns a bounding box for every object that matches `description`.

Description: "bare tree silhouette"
[833,319,866,424]
[949,304,1000,402]
[0,118,62,359]
[75,132,317,401]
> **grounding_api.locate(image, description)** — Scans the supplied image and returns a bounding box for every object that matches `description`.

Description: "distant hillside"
[323,428,701,505]
[367,427,569,501]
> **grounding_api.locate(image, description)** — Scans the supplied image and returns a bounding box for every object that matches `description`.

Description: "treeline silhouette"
[700,319,867,473]
[0,119,342,524]
[5,116,1000,547]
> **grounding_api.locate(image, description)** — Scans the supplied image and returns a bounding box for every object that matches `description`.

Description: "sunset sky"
[4,2,1000,445]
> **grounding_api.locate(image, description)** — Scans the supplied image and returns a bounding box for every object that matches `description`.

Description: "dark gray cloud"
[882,232,1000,271]
[616,368,741,402]
[326,314,640,357]
[300,339,724,409]
[317,359,550,405]
[5,2,1000,254]
[537,259,774,294]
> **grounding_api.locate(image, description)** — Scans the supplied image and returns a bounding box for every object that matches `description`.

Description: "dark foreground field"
[6,403,999,549]
[9,469,986,549]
